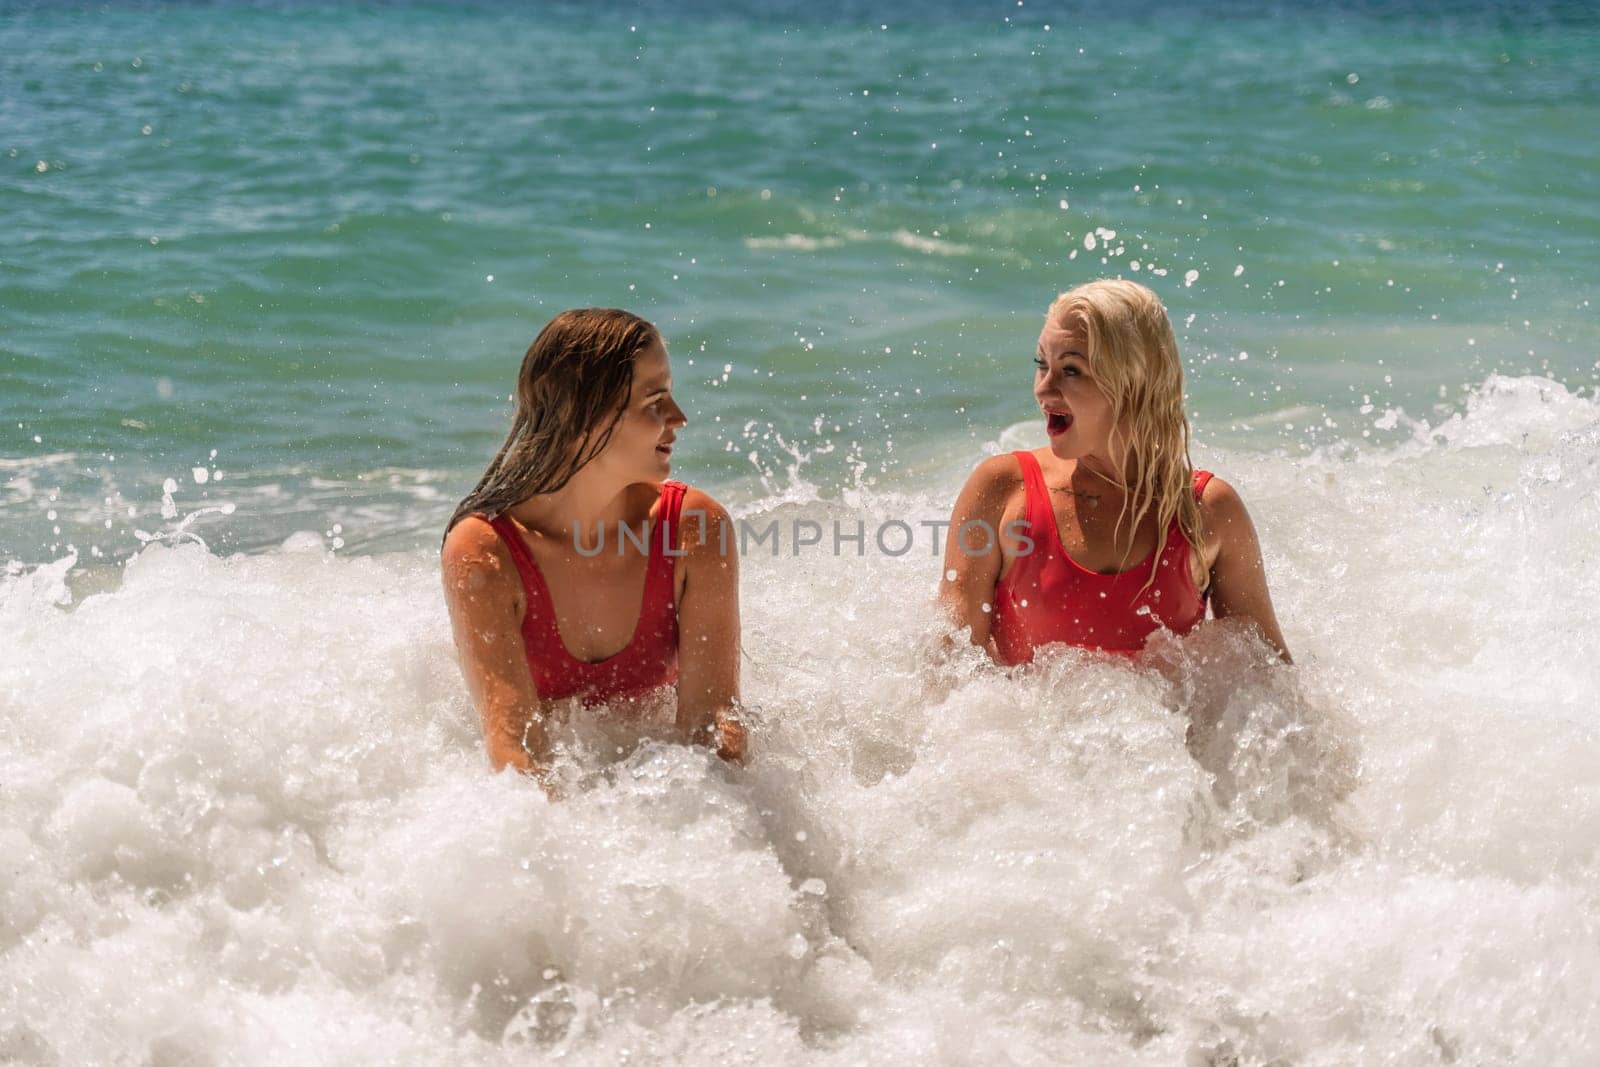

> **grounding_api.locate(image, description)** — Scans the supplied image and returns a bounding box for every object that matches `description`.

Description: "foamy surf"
[2,375,1597,1063]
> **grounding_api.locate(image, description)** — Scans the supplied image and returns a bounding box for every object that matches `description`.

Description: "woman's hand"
[711,706,748,764]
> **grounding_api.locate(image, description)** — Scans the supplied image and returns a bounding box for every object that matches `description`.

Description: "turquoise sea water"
[4,0,1597,560]
[6,6,1600,1063]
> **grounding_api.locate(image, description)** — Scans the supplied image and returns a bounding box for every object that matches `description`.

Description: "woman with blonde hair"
[939,279,1290,662]
[442,308,744,784]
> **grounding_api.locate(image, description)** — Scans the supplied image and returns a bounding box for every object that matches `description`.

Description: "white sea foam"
[887,229,974,256]
[0,453,79,473]
[2,375,1598,1063]
[742,229,974,257]
[743,234,848,252]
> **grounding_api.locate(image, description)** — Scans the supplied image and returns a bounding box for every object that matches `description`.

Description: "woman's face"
[1034,313,1117,467]
[591,340,687,484]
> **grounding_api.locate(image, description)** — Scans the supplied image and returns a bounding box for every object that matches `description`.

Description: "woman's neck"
[1066,453,1129,495]
[508,468,644,542]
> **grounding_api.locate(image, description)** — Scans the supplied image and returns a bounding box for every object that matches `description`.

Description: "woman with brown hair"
[442,308,744,783]
[940,279,1290,662]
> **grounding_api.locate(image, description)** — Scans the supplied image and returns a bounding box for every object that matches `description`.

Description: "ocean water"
[3,1,1599,1063]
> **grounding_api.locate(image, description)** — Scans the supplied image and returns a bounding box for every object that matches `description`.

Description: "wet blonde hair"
[1048,279,1204,590]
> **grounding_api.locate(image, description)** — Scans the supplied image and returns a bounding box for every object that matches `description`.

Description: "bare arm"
[440,518,552,779]
[1202,478,1292,663]
[936,454,1018,658]
[674,490,745,762]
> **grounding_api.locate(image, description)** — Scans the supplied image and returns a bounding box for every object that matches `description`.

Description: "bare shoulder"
[679,485,731,524]
[968,451,1025,491]
[958,452,1026,515]
[441,516,518,597]
[677,486,734,560]
[1196,475,1263,564]
[1198,474,1250,526]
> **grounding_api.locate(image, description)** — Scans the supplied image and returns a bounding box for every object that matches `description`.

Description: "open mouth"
[656,442,674,455]
[1045,410,1073,436]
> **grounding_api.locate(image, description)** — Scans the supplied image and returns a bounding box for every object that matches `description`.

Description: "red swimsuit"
[991,451,1213,661]
[486,481,686,704]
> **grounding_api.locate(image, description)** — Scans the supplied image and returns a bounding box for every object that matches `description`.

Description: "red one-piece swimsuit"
[991,451,1213,661]
[485,481,686,703]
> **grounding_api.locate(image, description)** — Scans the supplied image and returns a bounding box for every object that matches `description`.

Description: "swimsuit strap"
[658,480,687,551]
[644,481,688,608]
[1010,451,1058,559]
[484,512,533,572]
[1188,470,1214,600]
[484,512,563,647]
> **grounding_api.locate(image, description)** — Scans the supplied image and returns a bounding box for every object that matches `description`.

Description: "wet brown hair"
[445,308,660,536]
